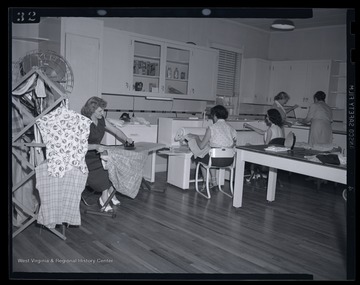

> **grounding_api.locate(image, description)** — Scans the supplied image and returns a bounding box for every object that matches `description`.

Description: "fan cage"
[13,50,74,95]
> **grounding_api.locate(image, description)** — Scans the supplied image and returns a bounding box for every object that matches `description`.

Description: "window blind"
[213,48,242,97]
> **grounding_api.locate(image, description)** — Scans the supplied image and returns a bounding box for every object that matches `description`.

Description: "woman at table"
[244,108,285,182]
[81,96,133,212]
[272,91,299,128]
[244,108,284,144]
[297,91,333,146]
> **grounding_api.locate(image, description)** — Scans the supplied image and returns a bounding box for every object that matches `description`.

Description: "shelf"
[165,78,188,82]
[12,36,49,43]
[134,54,160,61]
[167,60,189,65]
[331,75,346,78]
[133,74,159,79]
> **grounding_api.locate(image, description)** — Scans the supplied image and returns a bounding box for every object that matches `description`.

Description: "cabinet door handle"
[126,82,129,89]
[161,85,165,92]
[192,88,195,94]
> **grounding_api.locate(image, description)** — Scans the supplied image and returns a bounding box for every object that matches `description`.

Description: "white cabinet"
[268,61,292,102]
[39,17,103,113]
[305,60,331,107]
[287,61,308,107]
[188,47,218,101]
[240,58,271,104]
[269,60,308,107]
[269,60,331,108]
[102,29,132,94]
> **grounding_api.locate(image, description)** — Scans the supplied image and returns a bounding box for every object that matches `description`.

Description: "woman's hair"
[81,96,107,118]
[210,105,229,120]
[267,108,283,127]
[313,91,326,101]
[274,91,290,101]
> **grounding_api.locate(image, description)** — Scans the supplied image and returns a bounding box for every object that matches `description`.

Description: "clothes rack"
[12,68,69,240]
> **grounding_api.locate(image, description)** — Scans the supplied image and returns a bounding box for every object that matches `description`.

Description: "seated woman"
[243,108,285,181]
[81,96,133,212]
[244,108,284,144]
[187,105,237,189]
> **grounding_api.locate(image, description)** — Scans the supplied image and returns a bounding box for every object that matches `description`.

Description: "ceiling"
[226,8,348,31]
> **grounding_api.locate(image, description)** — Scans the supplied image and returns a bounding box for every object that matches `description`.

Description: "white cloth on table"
[35,161,87,228]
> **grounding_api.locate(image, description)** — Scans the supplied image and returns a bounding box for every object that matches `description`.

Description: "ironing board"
[83,142,166,218]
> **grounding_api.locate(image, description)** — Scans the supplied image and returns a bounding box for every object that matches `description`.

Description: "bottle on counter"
[174,67,179,79]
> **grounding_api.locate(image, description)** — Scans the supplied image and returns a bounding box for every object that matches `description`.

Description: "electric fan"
[13,50,74,94]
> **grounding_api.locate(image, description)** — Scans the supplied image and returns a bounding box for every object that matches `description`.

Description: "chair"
[195,147,236,199]
[246,136,288,185]
[268,137,286,145]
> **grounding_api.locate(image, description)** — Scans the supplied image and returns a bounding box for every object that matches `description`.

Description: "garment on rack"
[35,161,87,228]
[13,72,56,117]
[104,147,148,199]
[12,97,39,227]
[36,106,92,178]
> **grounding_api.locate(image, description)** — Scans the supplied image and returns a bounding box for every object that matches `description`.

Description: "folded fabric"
[316,154,340,165]
[187,138,210,159]
[264,146,289,152]
[107,117,125,128]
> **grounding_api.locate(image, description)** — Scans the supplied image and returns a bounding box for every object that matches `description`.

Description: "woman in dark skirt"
[81,96,133,212]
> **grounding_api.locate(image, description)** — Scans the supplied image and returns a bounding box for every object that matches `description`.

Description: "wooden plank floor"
[10,171,347,280]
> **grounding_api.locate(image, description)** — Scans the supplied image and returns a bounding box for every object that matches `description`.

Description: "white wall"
[102,18,270,58]
[11,24,40,85]
[268,25,346,61]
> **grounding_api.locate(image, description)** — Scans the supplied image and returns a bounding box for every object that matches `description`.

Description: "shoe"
[111,195,121,206]
[108,189,120,206]
[99,197,113,213]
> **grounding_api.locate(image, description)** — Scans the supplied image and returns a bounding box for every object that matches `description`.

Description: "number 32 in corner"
[13,11,40,24]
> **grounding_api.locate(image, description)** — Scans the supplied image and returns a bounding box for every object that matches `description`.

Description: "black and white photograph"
[8,6,356,281]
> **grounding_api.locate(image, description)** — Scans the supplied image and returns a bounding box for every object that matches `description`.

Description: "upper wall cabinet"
[305,60,331,107]
[102,28,132,94]
[101,28,218,101]
[240,59,332,108]
[188,47,218,101]
[39,17,103,113]
[269,60,331,108]
[268,61,308,107]
[240,58,271,104]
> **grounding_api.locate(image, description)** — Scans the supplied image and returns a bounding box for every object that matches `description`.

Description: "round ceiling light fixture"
[271,19,295,31]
